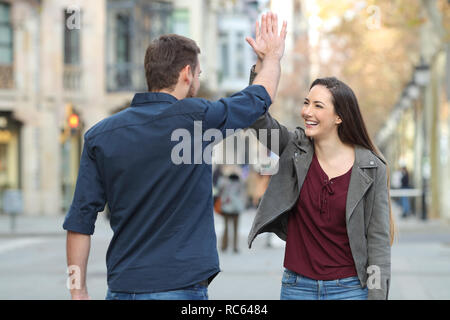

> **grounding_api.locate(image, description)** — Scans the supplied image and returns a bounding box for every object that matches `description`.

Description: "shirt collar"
[131,92,178,106]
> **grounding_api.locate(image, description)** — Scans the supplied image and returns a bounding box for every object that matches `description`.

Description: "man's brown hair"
[144,34,201,92]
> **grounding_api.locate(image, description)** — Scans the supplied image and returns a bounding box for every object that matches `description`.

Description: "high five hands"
[246,12,287,64]
[245,12,287,101]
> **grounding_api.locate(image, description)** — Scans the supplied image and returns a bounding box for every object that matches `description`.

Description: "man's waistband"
[198,279,209,287]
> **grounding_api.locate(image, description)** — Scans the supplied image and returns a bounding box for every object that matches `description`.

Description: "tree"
[313,0,427,136]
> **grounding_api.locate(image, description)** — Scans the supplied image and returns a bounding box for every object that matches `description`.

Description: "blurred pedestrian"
[249,170,272,248]
[213,164,223,188]
[400,166,411,218]
[391,168,402,206]
[245,31,394,300]
[213,165,223,213]
[217,172,245,253]
[391,169,402,189]
[63,14,287,301]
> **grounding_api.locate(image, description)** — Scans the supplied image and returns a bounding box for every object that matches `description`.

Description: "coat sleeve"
[367,164,391,300]
[247,65,295,155]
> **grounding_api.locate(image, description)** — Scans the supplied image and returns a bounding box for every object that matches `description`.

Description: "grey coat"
[247,70,391,300]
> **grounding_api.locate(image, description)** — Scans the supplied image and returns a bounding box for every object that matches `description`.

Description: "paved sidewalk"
[0,201,448,237]
[0,214,66,237]
[1,205,450,299]
[0,213,111,237]
[213,207,450,300]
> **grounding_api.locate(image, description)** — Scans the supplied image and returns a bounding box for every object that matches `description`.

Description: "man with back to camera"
[63,12,287,300]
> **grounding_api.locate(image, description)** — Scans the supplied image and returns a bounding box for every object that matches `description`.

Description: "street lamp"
[412,57,430,220]
[414,58,431,87]
[399,91,411,110]
[406,81,420,100]
[391,108,402,122]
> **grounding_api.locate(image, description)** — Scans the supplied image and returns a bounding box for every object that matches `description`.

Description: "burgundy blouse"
[284,153,358,280]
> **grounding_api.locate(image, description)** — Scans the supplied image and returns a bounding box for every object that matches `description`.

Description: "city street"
[1,205,450,300]
[0,0,448,305]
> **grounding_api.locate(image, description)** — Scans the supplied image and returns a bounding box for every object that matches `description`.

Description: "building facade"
[0,0,223,216]
[0,0,307,216]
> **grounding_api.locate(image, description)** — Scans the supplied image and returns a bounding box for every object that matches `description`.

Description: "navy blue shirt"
[63,85,272,293]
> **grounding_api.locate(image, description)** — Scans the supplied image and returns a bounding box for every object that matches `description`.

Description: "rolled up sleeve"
[62,138,106,235]
[203,85,272,134]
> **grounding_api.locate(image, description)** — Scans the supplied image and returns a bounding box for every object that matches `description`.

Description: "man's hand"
[71,288,91,300]
[246,12,287,63]
[245,12,287,102]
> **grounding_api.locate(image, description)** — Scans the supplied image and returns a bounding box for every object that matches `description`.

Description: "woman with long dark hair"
[245,13,394,300]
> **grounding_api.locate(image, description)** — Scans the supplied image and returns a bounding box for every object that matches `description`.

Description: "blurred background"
[0,0,449,300]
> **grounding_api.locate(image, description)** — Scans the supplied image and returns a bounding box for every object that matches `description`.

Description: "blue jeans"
[400,196,411,217]
[280,269,368,300]
[105,283,208,300]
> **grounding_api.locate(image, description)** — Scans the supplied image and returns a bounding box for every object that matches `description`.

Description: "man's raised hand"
[246,12,287,62]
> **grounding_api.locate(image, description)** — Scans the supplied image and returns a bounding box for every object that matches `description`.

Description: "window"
[236,32,245,78]
[0,2,12,64]
[115,13,131,64]
[106,0,173,92]
[220,32,229,79]
[106,2,134,91]
[114,12,132,88]
[64,9,81,65]
[172,9,189,37]
[63,8,82,91]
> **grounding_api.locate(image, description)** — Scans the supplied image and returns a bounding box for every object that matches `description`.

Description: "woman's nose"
[302,105,312,117]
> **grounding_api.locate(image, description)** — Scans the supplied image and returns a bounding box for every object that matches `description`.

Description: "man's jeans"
[280,268,368,300]
[105,283,208,300]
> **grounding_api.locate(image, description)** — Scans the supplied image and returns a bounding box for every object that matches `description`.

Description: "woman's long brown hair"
[310,77,396,245]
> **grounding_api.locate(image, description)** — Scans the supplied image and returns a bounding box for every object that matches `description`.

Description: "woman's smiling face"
[301,84,342,140]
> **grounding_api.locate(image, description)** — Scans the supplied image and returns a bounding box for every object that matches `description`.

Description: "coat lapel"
[292,136,313,190]
[346,146,376,223]
[291,134,376,223]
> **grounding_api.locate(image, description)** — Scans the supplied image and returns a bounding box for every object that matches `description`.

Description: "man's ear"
[180,65,192,84]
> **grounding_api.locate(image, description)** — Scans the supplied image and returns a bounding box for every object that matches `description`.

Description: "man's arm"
[252,57,281,102]
[242,13,294,155]
[63,137,106,300]
[67,231,91,300]
[201,13,286,137]
[247,62,293,155]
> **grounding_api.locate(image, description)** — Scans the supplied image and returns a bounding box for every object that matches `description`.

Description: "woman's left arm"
[367,164,391,300]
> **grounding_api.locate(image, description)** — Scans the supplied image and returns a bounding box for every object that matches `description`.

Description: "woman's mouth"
[305,120,318,128]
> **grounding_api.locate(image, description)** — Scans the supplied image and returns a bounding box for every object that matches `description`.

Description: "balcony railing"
[63,65,82,91]
[106,1,173,93]
[106,63,147,92]
[0,64,13,89]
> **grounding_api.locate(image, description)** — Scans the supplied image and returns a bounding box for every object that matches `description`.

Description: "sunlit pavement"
[0,204,450,300]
